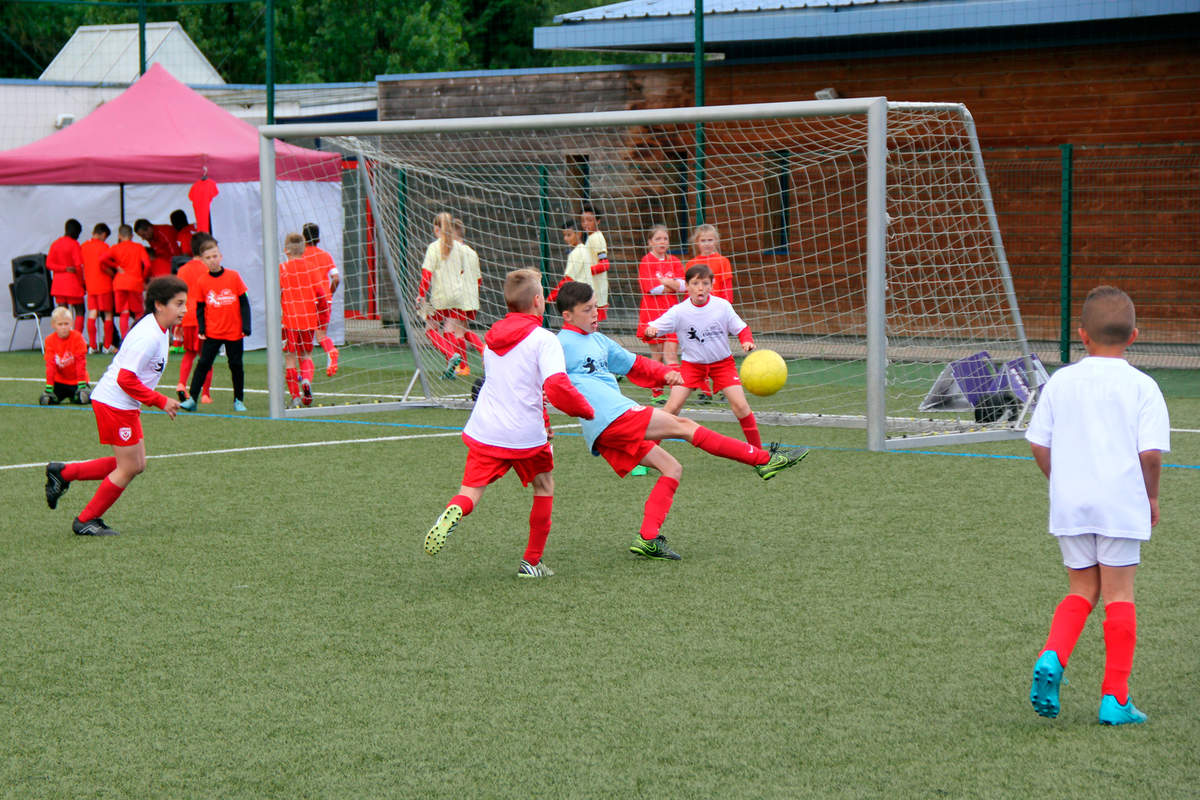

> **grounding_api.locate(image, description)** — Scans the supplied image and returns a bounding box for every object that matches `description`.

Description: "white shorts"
[1056,533,1141,569]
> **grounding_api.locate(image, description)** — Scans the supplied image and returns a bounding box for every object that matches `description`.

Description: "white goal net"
[260,99,1036,450]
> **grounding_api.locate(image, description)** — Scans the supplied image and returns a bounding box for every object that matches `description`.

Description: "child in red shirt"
[180,237,251,412]
[47,219,85,332]
[302,222,340,376]
[104,224,151,339]
[134,218,181,279]
[684,223,734,399]
[41,306,90,405]
[637,224,685,404]
[174,232,215,403]
[80,223,114,353]
[280,233,329,407]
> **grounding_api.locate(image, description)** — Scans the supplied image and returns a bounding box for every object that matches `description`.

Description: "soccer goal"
[258,98,1039,451]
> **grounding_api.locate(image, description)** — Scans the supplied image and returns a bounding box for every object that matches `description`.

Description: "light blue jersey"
[557,328,640,452]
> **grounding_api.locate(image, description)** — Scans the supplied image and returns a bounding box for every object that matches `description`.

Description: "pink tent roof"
[0,63,341,184]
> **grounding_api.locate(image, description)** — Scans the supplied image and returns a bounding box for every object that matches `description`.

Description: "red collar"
[562,322,589,335]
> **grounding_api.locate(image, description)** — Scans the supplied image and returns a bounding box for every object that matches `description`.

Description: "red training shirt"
[106,240,151,294]
[44,330,89,384]
[176,258,207,329]
[280,256,329,330]
[686,252,733,303]
[46,235,85,298]
[196,268,248,340]
[80,239,113,295]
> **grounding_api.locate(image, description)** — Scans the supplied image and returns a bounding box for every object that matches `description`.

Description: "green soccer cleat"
[517,559,555,578]
[424,504,464,556]
[629,534,681,560]
[1099,694,1147,725]
[754,446,809,480]
[1030,650,1064,718]
[442,354,463,379]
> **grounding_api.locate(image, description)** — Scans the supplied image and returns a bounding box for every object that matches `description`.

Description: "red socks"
[448,494,475,516]
[639,476,679,539]
[300,358,315,383]
[103,317,114,349]
[87,317,98,350]
[1041,594,1093,665]
[119,311,131,338]
[426,329,458,361]
[691,426,769,466]
[63,457,117,482]
[319,336,335,354]
[738,413,762,448]
[180,350,196,385]
[78,477,124,522]
[286,368,299,398]
[1102,601,1137,704]
[523,494,553,565]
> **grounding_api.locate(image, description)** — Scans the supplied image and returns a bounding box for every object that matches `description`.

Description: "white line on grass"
[0,431,463,472]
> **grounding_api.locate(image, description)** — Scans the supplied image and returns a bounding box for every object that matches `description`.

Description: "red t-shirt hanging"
[197,268,248,340]
[189,179,219,233]
[47,236,85,299]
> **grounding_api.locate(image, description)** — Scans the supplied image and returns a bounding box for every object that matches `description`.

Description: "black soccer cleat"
[72,517,120,537]
[45,462,69,509]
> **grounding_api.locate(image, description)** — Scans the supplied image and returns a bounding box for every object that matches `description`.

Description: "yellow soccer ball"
[739,349,788,396]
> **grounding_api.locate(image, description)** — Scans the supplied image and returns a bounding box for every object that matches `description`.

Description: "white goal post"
[258,98,1037,451]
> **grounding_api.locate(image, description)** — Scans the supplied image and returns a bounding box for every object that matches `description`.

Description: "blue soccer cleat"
[180,397,197,412]
[1099,694,1147,726]
[1030,650,1065,718]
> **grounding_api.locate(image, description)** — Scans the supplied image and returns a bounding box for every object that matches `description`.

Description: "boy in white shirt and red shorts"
[423,269,594,578]
[1025,285,1170,725]
[44,276,187,537]
[643,263,766,449]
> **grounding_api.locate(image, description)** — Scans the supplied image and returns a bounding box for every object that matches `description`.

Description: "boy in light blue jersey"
[554,281,807,560]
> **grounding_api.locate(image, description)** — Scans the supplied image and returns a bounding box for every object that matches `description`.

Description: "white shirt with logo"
[91,314,169,411]
[1025,356,1171,540]
[649,296,748,365]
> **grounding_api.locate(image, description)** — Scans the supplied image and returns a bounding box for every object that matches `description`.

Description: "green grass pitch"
[1,350,1197,798]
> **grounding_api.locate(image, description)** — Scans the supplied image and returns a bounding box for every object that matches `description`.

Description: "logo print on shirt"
[206,288,238,308]
[687,327,704,343]
[153,358,165,374]
[582,357,599,374]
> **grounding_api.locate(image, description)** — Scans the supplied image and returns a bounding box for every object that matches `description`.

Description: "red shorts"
[594,406,656,477]
[180,325,200,352]
[636,321,677,346]
[680,357,741,392]
[55,295,84,306]
[429,308,476,324]
[93,400,143,446]
[461,436,554,488]
[114,290,144,315]
[283,327,316,354]
[87,293,114,313]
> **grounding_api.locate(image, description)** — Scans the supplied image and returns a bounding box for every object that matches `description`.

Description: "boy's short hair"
[117,223,133,238]
[169,209,189,228]
[133,218,152,234]
[561,219,578,231]
[51,305,73,323]
[1081,285,1136,345]
[684,263,714,283]
[64,219,82,238]
[283,232,306,258]
[503,268,542,312]
[581,204,596,216]
[92,222,111,237]
[145,275,189,312]
[195,237,219,255]
[555,280,594,315]
[302,222,320,245]
[189,232,213,254]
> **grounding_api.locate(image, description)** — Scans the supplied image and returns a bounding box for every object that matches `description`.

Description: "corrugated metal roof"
[40,22,225,85]
[557,0,915,23]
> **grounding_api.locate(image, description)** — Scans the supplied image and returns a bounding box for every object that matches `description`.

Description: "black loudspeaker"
[10,254,52,315]
[171,255,191,274]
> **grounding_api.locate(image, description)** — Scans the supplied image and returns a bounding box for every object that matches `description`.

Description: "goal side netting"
[259,99,1036,450]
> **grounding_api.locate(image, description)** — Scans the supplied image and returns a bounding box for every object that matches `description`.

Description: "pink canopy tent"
[0,63,339,184]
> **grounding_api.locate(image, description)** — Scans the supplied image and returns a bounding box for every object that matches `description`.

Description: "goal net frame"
[257,98,1032,452]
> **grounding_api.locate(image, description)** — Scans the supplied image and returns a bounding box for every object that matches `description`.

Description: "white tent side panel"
[0,180,343,352]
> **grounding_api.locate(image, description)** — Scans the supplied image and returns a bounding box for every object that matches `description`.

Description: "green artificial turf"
[0,351,1197,798]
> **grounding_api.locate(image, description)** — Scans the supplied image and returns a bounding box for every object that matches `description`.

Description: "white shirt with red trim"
[91,314,169,411]
[649,296,748,365]
[463,326,565,450]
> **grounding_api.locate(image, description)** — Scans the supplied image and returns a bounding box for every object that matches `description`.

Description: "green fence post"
[539,165,551,313]
[693,0,706,225]
[265,0,275,125]
[396,167,408,343]
[138,0,147,75]
[1059,143,1073,363]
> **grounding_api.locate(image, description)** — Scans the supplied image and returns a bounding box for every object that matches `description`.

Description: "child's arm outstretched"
[1140,449,1162,526]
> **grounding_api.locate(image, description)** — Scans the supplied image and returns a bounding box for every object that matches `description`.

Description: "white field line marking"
[0,376,405,400]
[0,431,462,471]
